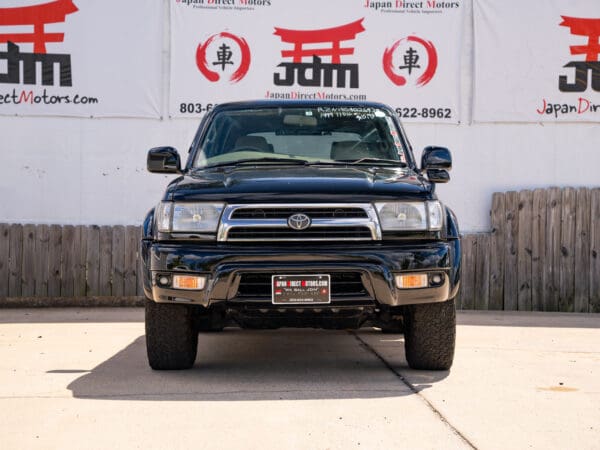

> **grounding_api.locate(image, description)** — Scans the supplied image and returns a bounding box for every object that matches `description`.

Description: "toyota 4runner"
[141,101,461,371]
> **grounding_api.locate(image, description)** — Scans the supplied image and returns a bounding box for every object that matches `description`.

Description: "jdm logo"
[382,36,438,87]
[273,19,365,89]
[0,0,78,87]
[559,16,600,92]
[196,32,251,83]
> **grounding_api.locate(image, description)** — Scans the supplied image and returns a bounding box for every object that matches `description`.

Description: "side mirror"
[426,169,450,183]
[147,147,181,174]
[421,146,452,183]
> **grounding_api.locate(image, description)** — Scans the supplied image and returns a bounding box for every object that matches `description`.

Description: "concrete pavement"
[0,308,598,449]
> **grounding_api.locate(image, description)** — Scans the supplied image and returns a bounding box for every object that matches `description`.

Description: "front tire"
[145,299,198,370]
[403,298,456,370]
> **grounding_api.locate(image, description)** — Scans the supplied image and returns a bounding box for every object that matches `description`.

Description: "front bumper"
[141,240,460,308]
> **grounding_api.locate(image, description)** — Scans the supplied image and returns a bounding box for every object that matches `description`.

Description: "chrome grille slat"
[217,203,382,242]
[228,226,372,240]
[231,207,368,219]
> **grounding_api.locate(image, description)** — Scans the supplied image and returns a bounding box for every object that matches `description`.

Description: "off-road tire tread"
[145,299,198,370]
[404,298,456,370]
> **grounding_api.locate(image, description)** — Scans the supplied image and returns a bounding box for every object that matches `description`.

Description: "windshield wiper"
[199,157,310,169]
[344,158,407,167]
[305,160,352,165]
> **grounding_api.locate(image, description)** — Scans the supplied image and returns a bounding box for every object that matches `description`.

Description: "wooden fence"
[455,187,600,312]
[0,187,599,310]
[0,224,143,299]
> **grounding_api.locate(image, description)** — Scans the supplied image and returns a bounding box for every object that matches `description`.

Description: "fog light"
[431,274,444,285]
[158,276,170,287]
[172,275,206,290]
[396,274,428,289]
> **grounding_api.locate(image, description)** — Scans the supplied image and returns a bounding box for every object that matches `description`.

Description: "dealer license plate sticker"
[271,274,331,305]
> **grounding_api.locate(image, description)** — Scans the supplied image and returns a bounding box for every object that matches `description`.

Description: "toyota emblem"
[287,213,311,231]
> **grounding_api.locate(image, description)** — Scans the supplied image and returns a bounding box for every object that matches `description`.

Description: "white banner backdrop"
[170,0,464,123]
[0,0,162,118]
[474,0,600,122]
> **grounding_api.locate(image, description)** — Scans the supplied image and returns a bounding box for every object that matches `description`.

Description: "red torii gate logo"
[273,19,365,89]
[0,0,78,87]
[559,16,600,92]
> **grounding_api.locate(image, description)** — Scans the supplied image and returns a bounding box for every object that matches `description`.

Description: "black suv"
[141,101,460,371]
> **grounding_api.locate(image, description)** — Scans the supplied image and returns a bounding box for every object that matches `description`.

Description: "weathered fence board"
[34,224,49,297]
[60,225,76,297]
[591,188,600,313]
[574,188,591,313]
[99,226,113,296]
[111,226,125,297]
[474,233,490,310]
[8,224,23,297]
[517,190,532,311]
[48,225,62,298]
[21,225,36,297]
[86,226,100,296]
[531,189,547,311]
[503,191,519,310]
[457,235,476,310]
[545,187,562,311]
[489,193,505,310]
[0,224,9,298]
[559,188,576,312]
[75,226,87,297]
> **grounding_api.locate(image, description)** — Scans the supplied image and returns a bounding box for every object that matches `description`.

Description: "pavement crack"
[350,331,478,450]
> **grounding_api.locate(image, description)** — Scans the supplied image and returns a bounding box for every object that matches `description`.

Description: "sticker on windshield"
[316,107,379,121]
[386,116,406,161]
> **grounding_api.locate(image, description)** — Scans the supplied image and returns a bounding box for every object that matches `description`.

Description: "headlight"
[156,202,172,232]
[375,201,443,231]
[156,202,224,233]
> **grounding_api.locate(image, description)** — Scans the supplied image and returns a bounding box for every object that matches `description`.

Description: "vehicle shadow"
[66,328,449,401]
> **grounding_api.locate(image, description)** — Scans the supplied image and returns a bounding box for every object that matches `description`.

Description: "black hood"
[166,165,434,203]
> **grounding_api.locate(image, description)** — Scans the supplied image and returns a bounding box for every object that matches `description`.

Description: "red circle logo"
[382,35,438,87]
[196,32,251,83]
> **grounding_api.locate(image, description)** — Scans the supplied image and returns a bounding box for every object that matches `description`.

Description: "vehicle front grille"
[236,272,369,299]
[227,226,372,240]
[231,207,368,219]
[218,203,382,242]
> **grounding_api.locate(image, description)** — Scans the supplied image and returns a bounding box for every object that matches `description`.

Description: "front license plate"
[271,274,331,305]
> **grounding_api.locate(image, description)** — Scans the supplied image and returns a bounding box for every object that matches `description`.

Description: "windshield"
[193,106,408,169]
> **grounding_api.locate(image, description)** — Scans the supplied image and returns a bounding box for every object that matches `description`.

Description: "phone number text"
[179,103,215,114]
[395,107,452,119]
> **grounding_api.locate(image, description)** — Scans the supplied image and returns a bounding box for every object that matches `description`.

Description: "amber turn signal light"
[172,275,206,290]
[395,274,428,289]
